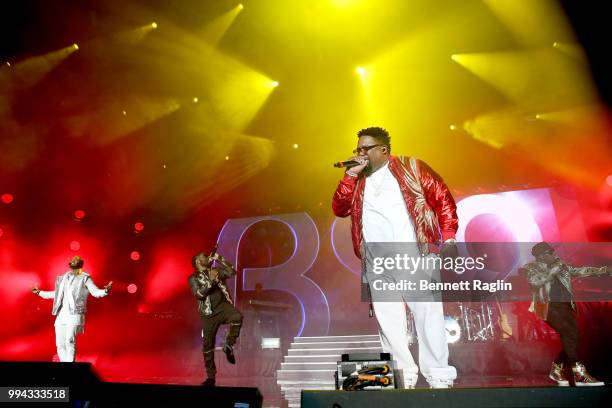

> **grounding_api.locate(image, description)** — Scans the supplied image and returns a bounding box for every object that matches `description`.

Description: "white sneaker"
[428,379,453,389]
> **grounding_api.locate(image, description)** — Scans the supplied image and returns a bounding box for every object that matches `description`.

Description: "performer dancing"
[332,126,458,388]
[521,242,609,386]
[31,256,112,362]
[188,250,243,387]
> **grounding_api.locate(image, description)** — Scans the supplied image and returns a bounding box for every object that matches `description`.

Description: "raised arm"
[332,173,358,217]
[213,257,237,280]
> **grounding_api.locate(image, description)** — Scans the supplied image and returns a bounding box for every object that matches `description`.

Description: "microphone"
[333,160,360,168]
[205,244,218,267]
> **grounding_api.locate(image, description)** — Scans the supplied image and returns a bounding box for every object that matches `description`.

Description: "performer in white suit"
[32,256,112,362]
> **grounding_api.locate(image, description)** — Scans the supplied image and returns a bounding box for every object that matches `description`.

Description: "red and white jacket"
[332,155,458,258]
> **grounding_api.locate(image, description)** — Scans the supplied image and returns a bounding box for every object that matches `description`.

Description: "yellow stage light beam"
[462,109,525,150]
[464,106,610,187]
[199,3,244,46]
[552,41,587,60]
[354,65,380,125]
[482,0,575,47]
[191,133,275,204]
[2,43,78,90]
[200,66,278,131]
[112,22,158,44]
[450,49,596,109]
[358,0,504,154]
[534,105,608,133]
[132,15,277,132]
[63,97,181,144]
[140,128,276,215]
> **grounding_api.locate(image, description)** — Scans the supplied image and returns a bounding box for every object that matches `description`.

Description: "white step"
[290,340,381,349]
[288,346,383,356]
[283,355,343,363]
[293,334,379,343]
[278,335,382,408]
[277,369,336,381]
[281,362,338,370]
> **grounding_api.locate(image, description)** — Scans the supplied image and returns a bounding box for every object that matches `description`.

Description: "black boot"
[201,378,216,387]
[223,344,236,364]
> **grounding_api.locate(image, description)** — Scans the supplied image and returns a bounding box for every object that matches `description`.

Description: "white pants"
[54,325,80,362]
[373,300,456,387]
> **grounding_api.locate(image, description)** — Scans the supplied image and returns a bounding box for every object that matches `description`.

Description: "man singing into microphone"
[32,256,112,362]
[189,250,243,387]
[332,126,458,388]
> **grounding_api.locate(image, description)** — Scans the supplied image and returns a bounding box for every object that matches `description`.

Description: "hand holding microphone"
[335,155,368,177]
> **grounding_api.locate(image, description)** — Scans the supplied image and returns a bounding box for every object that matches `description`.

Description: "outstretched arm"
[33,287,55,299]
[569,265,609,278]
[85,277,109,298]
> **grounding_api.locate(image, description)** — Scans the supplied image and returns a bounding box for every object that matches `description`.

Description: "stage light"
[449,124,457,131]
[127,284,138,294]
[356,66,365,76]
[134,222,145,232]
[451,54,460,62]
[4,62,10,67]
[73,43,79,50]
[238,4,244,10]
[192,97,199,103]
[151,22,158,29]
[261,337,280,349]
[122,110,127,116]
[607,175,612,186]
[130,251,141,261]
[74,210,85,220]
[70,241,80,251]
[1,193,14,204]
[270,81,279,87]
[225,156,230,160]
[293,143,299,149]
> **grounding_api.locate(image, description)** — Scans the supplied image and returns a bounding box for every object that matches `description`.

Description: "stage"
[302,387,612,408]
[2,0,612,407]
[1,361,610,408]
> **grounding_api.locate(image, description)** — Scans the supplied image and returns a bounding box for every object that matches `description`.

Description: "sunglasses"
[352,144,385,154]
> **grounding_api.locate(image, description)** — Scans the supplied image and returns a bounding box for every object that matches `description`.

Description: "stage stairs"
[276,334,382,408]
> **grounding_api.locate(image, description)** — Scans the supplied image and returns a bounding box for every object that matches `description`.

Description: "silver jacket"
[39,272,108,315]
[521,261,608,319]
[188,258,236,316]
